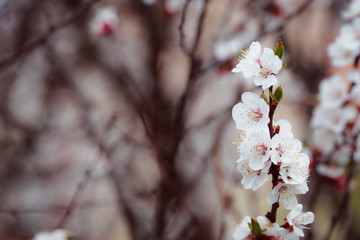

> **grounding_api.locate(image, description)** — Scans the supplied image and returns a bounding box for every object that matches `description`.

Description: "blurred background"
[0,0,358,239]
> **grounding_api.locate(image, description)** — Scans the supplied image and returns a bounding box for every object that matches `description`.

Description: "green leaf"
[249,218,265,236]
[273,38,284,59]
[260,91,269,105]
[273,85,283,102]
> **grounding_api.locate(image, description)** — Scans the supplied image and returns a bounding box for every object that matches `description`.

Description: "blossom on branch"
[232,92,270,131]
[232,41,283,90]
[286,204,315,237]
[236,158,271,190]
[268,182,308,210]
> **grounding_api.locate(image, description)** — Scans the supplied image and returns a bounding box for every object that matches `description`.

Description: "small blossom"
[311,106,356,134]
[268,182,308,210]
[232,42,282,90]
[316,164,344,179]
[91,6,119,37]
[270,132,302,165]
[237,158,271,190]
[238,130,271,170]
[311,128,339,154]
[343,0,360,19]
[286,204,314,237]
[33,229,72,240]
[232,92,270,131]
[280,153,310,185]
[327,24,360,67]
[348,69,360,84]
[252,48,283,90]
[273,119,293,137]
[319,74,348,108]
[233,216,251,240]
[232,41,262,78]
[257,216,285,238]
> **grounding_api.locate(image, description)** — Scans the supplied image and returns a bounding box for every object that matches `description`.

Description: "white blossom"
[280,230,300,240]
[90,6,119,37]
[232,41,262,78]
[311,106,356,134]
[270,132,302,164]
[268,182,308,210]
[237,158,271,190]
[319,74,348,108]
[311,128,339,154]
[238,130,271,170]
[232,42,282,90]
[257,216,285,238]
[253,48,283,90]
[286,204,315,237]
[233,216,251,240]
[348,69,360,84]
[280,153,310,185]
[232,92,270,131]
[327,24,360,67]
[273,119,293,137]
[316,164,344,179]
[33,229,72,240]
[343,0,360,19]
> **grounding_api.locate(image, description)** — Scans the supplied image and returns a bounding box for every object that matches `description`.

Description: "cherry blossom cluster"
[231,41,314,240]
[327,0,360,67]
[311,0,360,189]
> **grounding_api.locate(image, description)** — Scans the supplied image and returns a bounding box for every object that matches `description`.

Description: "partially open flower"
[268,182,308,210]
[286,204,314,237]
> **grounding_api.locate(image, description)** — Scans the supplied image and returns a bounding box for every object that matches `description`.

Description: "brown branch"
[178,0,191,52]
[0,0,102,72]
[266,86,280,223]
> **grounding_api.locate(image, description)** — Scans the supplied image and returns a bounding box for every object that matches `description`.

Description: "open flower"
[257,216,285,238]
[237,158,271,190]
[232,41,262,78]
[238,130,271,170]
[232,42,282,90]
[280,153,310,185]
[319,74,348,108]
[233,216,251,240]
[253,48,283,90]
[286,204,315,237]
[270,132,302,164]
[232,92,270,131]
[327,23,360,67]
[268,182,308,210]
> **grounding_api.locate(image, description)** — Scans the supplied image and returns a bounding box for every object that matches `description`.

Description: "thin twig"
[0,0,102,72]
[178,0,191,52]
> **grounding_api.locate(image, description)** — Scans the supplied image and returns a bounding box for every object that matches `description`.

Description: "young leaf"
[274,38,284,59]
[260,91,269,105]
[249,218,265,236]
[273,85,283,102]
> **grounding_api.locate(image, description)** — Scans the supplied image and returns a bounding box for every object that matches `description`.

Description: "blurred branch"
[179,0,191,53]
[0,0,102,72]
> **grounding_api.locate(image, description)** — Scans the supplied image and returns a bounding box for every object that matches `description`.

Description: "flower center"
[254,143,268,156]
[247,108,263,122]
